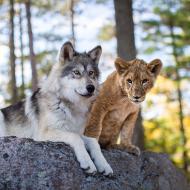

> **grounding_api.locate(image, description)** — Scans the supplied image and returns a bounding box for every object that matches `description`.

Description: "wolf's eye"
[73,70,80,75]
[142,79,148,84]
[89,71,94,76]
[127,79,132,84]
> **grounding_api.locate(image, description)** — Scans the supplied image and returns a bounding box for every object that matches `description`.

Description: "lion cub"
[85,57,162,155]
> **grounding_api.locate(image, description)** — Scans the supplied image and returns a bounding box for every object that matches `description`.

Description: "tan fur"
[85,57,162,155]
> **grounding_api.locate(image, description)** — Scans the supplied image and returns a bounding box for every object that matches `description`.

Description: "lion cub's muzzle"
[130,95,145,104]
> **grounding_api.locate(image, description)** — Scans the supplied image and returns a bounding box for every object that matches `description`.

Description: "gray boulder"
[0,137,188,190]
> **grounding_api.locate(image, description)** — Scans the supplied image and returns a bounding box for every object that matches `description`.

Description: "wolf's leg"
[120,111,140,156]
[82,136,113,176]
[37,130,97,174]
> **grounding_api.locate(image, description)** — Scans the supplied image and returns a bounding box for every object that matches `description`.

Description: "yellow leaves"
[184,116,190,150]
[144,114,190,171]
[150,75,175,94]
[172,152,184,166]
[184,116,190,129]
[144,120,161,140]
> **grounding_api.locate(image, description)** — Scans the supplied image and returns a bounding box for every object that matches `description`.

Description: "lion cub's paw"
[125,144,141,156]
[108,144,140,156]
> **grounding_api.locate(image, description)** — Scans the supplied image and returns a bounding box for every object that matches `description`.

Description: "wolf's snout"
[86,85,95,93]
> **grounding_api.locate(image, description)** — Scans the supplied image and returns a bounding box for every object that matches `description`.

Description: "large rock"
[0,137,188,190]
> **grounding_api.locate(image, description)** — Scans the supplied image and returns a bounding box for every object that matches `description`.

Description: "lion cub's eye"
[73,70,80,75]
[127,79,132,84]
[89,71,94,76]
[142,79,148,84]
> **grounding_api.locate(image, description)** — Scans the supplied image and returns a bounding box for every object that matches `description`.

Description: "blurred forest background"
[0,0,189,179]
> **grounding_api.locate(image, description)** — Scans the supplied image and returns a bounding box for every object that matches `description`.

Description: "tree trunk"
[70,0,76,47]
[133,110,144,150]
[25,0,38,92]
[114,0,136,60]
[169,21,188,172]
[9,0,17,104]
[114,0,144,149]
[176,74,188,171]
[19,3,25,98]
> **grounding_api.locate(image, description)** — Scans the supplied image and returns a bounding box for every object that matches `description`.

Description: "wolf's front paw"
[81,136,113,176]
[79,155,97,174]
[95,160,113,176]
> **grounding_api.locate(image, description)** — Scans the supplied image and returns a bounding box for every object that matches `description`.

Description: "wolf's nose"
[86,85,95,93]
[133,96,140,99]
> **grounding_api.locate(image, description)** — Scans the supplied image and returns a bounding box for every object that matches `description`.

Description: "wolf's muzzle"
[86,85,95,94]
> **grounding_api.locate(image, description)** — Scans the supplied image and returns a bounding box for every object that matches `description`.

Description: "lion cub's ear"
[115,57,130,75]
[148,59,162,78]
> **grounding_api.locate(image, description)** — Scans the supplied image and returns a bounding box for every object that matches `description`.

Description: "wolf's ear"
[148,59,162,78]
[115,57,130,75]
[59,41,75,64]
[88,46,102,64]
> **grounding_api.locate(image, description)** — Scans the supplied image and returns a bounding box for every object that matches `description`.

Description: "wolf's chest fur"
[40,97,89,135]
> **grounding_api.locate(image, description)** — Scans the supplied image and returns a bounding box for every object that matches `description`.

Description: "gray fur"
[30,88,40,116]
[1,89,40,125]
[1,101,27,125]
[61,53,100,79]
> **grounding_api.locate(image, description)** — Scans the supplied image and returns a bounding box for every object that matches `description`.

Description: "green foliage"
[97,23,115,41]
[144,46,158,54]
[141,0,190,178]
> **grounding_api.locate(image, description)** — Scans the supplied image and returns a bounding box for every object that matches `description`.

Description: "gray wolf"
[0,42,113,175]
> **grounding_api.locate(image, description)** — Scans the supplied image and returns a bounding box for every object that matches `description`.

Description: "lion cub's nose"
[86,85,95,93]
[133,96,140,100]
